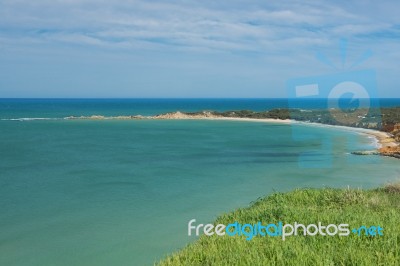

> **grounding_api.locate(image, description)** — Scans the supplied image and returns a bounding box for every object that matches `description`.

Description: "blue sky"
[0,0,399,98]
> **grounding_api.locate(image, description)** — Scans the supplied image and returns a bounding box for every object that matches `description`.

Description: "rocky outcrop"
[377,122,400,158]
[379,145,400,159]
[153,111,219,119]
[351,151,380,155]
[392,123,400,142]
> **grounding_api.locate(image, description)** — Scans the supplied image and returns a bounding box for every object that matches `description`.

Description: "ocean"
[1,98,400,120]
[0,99,399,265]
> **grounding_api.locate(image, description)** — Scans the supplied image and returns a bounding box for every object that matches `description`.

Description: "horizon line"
[1,97,399,100]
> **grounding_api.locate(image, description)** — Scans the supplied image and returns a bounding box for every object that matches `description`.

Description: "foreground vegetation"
[158,184,400,265]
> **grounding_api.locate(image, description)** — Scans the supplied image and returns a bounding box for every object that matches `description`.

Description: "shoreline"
[189,116,395,149]
[178,115,399,157]
[290,120,397,149]
[149,112,397,150]
[4,111,399,153]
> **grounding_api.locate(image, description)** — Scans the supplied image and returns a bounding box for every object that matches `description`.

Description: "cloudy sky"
[0,0,399,97]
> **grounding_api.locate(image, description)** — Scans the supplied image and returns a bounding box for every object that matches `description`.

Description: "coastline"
[290,120,397,149]
[6,111,399,154]
[148,111,398,150]
[191,116,395,149]
[184,116,400,158]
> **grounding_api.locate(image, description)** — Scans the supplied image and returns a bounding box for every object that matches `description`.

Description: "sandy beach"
[64,111,398,151]
[215,118,397,149]
[287,120,398,149]
[153,112,396,149]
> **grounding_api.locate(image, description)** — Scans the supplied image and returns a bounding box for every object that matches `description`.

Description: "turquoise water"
[1,100,400,265]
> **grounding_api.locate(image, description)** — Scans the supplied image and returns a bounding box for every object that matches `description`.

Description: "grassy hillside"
[158,184,400,265]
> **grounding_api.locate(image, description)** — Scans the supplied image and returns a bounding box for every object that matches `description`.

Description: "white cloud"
[1,0,400,97]
[0,0,398,54]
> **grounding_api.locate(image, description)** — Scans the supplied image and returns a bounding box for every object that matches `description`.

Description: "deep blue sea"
[0,98,399,119]
[0,99,399,265]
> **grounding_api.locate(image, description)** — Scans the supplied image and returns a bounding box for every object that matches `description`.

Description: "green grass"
[158,184,400,266]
